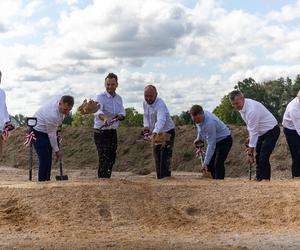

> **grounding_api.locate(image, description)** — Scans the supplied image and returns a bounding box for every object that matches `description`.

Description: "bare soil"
[0,167,300,249]
[0,125,293,178]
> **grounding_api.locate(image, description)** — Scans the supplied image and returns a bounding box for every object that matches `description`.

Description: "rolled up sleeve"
[247,111,260,148]
[153,104,167,134]
[204,123,217,165]
[46,120,60,152]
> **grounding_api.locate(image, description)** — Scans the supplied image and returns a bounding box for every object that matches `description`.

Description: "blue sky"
[0,0,300,115]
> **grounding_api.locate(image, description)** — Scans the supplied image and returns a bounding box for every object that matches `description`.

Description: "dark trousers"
[284,127,300,177]
[255,125,280,180]
[32,130,53,182]
[207,135,233,179]
[94,129,117,179]
[153,129,175,179]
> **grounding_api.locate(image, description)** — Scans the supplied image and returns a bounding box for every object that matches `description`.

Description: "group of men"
[0,70,300,182]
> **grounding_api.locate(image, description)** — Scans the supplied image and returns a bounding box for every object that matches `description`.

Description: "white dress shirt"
[0,89,10,131]
[239,98,277,148]
[283,97,300,135]
[94,91,125,130]
[34,97,65,152]
[143,97,175,133]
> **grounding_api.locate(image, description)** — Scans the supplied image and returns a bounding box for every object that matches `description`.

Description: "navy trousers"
[94,129,118,179]
[153,129,175,179]
[255,125,280,180]
[207,135,233,179]
[284,127,300,178]
[32,130,53,181]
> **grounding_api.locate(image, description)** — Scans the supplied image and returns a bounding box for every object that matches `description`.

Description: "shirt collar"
[240,99,247,113]
[105,91,117,98]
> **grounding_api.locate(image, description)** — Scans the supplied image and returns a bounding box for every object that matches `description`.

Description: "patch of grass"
[181,150,193,161]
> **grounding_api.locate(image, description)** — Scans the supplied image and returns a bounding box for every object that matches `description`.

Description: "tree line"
[213,75,300,125]
[11,74,300,127]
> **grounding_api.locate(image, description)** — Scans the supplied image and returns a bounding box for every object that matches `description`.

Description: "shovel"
[248,162,252,180]
[55,160,68,181]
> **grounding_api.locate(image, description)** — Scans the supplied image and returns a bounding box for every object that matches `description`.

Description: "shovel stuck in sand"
[55,160,68,181]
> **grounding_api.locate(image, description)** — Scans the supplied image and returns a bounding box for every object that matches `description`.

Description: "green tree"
[121,107,143,127]
[12,114,26,126]
[71,112,94,127]
[213,75,300,125]
[213,95,244,125]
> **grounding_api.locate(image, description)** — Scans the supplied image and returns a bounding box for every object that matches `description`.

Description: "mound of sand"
[0,167,300,249]
[0,125,293,179]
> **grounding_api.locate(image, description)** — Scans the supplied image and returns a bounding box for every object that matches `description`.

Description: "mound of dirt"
[0,125,292,178]
[0,168,300,249]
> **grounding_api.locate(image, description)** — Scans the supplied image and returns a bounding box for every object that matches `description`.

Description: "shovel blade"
[55,175,68,181]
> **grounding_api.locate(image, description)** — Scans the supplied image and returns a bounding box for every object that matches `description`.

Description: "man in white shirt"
[0,70,14,156]
[33,96,74,181]
[283,91,300,178]
[143,85,175,179]
[229,90,280,181]
[94,73,125,179]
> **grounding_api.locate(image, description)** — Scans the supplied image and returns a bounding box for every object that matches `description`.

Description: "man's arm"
[152,103,167,134]
[246,111,260,148]
[45,119,60,153]
[203,123,217,166]
[95,95,108,123]
[291,109,300,136]
[118,97,125,117]
[143,102,150,129]
[0,91,9,130]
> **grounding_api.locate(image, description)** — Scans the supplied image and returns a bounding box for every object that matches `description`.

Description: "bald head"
[144,84,157,105]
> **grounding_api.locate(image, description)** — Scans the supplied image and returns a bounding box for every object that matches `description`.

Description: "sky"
[0,0,300,116]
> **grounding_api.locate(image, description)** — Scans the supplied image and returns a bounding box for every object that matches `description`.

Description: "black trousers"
[94,129,117,179]
[255,125,280,180]
[153,129,175,179]
[207,135,233,179]
[284,127,300,177]
[32,130,52,182]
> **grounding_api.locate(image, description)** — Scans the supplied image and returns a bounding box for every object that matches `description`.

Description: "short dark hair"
[190,105,204,116]
[229,90,243,101]
[61,95,74,106]
[105,73,118,83]
[144,84,157,93]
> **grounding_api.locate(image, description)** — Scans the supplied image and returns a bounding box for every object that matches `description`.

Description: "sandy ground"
[1,167,300,249]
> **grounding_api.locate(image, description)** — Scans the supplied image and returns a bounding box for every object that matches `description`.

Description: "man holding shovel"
[32,96,74,181]
[190,105,232,179]
[143,85,175,179]
[94,73,125,179]
[229,90,280,181]
[283,91,300,179]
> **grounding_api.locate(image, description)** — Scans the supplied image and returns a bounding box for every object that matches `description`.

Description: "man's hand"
[143,127,150,136]
[115,115,125,121]
[245,147,255,164]
[55,151,62,163]
[201,164,208,173]
[99,115,109,125]
[193,138,200,146]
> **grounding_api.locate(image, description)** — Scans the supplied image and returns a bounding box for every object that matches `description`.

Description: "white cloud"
[0,0,300,116]
[267,0,300,22]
